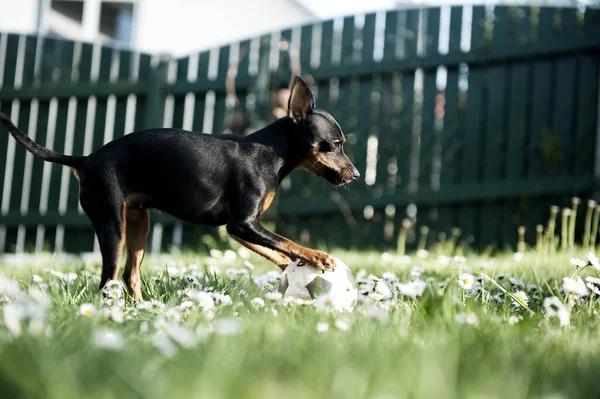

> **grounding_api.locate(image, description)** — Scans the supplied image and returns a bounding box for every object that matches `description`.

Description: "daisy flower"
[315,322,329,333]
[562,277,590,297]
[587,252,600,270]
[397,279,427,298]
[79,303,97,318]
[334,319,350,331]
[457,273,476,290]
[511,290,529,308]
[508,315,522,325]
[93,328,126,351]
[570,258,588,268]
[251,298,265,308]
[456,311,478,325]
[543,297,570,327]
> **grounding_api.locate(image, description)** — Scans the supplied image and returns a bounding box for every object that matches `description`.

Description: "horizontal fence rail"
[0,5,599,254]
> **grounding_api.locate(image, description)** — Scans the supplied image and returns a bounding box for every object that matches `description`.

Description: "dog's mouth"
[323,169,354,187]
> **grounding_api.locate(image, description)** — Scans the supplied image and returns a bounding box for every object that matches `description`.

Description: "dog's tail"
[0,113,85,168]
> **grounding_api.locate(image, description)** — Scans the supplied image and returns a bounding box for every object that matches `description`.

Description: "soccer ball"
[277,257,358,310]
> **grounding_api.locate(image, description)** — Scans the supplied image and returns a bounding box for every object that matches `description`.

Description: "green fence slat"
[527,60,552,178]
[299,24,313,71]
[583,8,600,40]
[506,63,529,180]
[553,57,577,175]
[492,6,510,48]
[91,47,113,151]
[211,45,230,135]
[361,13,376,63]
[1,34,22,252]
[237,39,251,83]
[0,34,20,217]
[574,56,598,175]
[320,20,334,68]
[459,69,483,245]
[558,7,580,44]
[280,28,292,76]
[425,8,440,56]
[471,6,487,52]
[405,9,420,57]
[482,66,507,181]
[397,72,415,190]
[7,36,38,251]
[112,49,133,138]
[171,56,189,129]
[383,10,398,60]
[350,78,373,198]
[191,51,210,132]
[134,53,152,131]
[536,7,559,42]
[341,16,355,65]
[418,70,438,188]
[511,6,532,46]
[440,69,460,185]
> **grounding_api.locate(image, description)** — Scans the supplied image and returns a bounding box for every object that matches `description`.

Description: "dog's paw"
[305,250,336,271]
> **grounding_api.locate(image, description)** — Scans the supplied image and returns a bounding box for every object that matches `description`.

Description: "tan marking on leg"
[230,235,292,270]
[123,208,150,300]
[261,192,276,214]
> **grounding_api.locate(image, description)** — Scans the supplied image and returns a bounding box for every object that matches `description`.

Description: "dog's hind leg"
[80,188,126,291]
[123,208,150,300]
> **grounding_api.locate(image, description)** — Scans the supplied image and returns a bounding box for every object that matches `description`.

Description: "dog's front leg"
[227,219,336,271]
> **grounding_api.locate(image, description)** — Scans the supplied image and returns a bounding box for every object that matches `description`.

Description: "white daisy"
[570,258,588,268]
[511,290,529,308]
[315,322,329,333]
[165,323,197,348]
[508,315,522,325]
[3,304,23,337]
[265,292,283,301]
[316,295,335,311]
[457,273,476,290]
[543,297,570,327]
[334,319,350,331]
[251,297,265,308]
[213,318,244,336]
[416,249,429,259]
[396,279,427,298]
[375,280,393,298]
[587,252,600,270]
[28,318,47,337]
[456,311,478,325]
[79,303,97,317]
[189,290,215,310]
[152,333,178,358]
[562,277,590,297]
[369,292,385,301]
[93,328,126,351]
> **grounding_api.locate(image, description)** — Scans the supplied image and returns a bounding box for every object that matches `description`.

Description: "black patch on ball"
[306,275,332,298]
[278,274,289,295]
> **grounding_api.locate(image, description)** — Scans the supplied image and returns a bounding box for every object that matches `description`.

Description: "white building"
[0,0,319,55]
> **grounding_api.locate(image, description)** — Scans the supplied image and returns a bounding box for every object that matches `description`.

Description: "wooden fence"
[0,5,599,254]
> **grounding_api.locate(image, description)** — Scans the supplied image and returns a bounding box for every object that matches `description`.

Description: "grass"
[1,247,600,399]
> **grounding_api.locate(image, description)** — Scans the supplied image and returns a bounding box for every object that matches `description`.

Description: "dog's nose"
[352,167,360,180]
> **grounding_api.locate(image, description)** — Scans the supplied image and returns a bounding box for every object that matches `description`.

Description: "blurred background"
[0,0,599,256]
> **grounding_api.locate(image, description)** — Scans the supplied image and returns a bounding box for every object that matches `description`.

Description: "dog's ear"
[288,76,315,123]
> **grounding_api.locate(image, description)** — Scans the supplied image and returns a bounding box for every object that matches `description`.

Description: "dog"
[0,76,360,300]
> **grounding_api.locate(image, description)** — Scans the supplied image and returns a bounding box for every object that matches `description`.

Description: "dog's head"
[288,76,360,187]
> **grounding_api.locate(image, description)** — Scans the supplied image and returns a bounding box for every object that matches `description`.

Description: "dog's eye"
[319,142,334,152]
[333,140,342,149]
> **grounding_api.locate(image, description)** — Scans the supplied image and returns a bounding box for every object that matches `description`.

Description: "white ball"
[277,257,358,310]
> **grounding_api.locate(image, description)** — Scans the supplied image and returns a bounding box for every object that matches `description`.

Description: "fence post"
[144,54,169,129]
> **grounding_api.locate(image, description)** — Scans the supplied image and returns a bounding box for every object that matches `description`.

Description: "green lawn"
[1,247,600,399]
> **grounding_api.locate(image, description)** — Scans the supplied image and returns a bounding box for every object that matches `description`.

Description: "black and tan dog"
[0,76,359,300]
